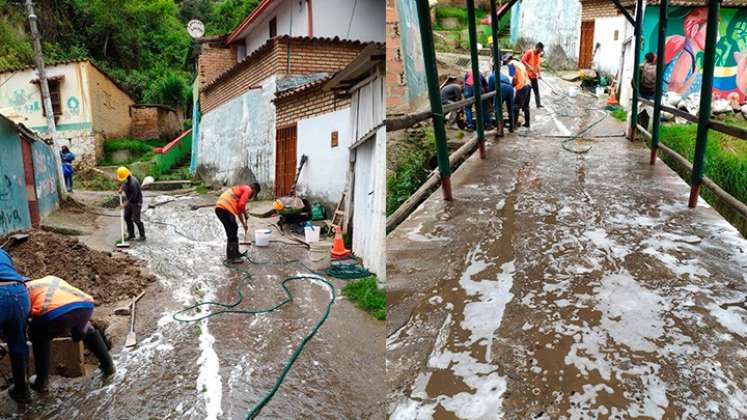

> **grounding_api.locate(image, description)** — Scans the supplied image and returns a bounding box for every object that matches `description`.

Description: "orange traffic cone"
[330,225,350,259]
[608,89,619,106]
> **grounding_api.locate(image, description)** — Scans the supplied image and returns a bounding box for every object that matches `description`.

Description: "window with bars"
[41,80,63,117]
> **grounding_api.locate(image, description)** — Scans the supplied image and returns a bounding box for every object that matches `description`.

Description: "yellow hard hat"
[116,167,130,182]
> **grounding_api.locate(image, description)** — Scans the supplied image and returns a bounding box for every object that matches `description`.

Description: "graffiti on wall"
[0,160,30,235]
[5,88,41,113]
[395,0,428,104]
[643,7,747,102]
[31,141,60,218]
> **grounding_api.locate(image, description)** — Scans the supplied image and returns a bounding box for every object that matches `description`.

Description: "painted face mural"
[650,7,747,103]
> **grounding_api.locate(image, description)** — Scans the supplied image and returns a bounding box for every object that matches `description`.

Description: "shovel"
[114,290,145,316]
[0,233,29,250]
[124,294,140,348]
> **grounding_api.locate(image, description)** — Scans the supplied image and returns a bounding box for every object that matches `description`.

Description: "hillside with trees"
[0,0,259,111]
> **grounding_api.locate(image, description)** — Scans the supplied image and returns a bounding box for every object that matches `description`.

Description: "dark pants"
[29,308,94,343]
[530,77,541,107]
[63,172,74,192]
[640,90,655,100]
[215,207,238,243]
[124,203,145,238]
[464,85,489,129]
[514,85,532,127]
[495,84,515,130]
[0,282,30,355]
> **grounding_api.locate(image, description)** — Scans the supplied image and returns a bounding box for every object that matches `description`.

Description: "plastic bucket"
[255,229,272,247]
[304,226,321,243]
[568,87,579,98]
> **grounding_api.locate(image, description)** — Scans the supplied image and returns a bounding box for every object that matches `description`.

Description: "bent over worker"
[26,276,114,393]
[117,167,146,241]
[215,183,261,263]
[0,250,31,403]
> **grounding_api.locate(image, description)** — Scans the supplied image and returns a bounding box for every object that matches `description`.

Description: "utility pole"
[25,0,67,197]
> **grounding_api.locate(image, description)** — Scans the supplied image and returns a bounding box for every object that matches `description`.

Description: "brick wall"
[200,37,367,115]
[197,43,237,88]
[386,0,408,114]
[581,0,624,20]
[275,86,351,128]
[130,106,182,140]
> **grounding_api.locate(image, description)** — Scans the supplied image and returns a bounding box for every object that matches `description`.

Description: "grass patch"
[156,166,191,181]
[73,170,118,191]
[657,114,747,234]
[342,276,385,320]
[195,183,208,194]
[387,128,436,215]
[610,107,627,122]
[100,137,169,166]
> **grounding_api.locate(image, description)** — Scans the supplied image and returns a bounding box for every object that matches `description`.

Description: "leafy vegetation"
[101,138,168,166]
[387,129,436,216]
[610,107,627,122]
[0,0,261,110]
[342,276,385,320]
[657,115,747,234]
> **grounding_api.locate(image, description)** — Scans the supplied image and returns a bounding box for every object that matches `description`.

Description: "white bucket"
[254,229,272,247]
[568,87,579,98]
[304,226,320,243]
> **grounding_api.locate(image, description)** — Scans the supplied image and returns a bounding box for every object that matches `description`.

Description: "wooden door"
[275,125,297,197]
[578,21,595,69]
[19,138,40,227]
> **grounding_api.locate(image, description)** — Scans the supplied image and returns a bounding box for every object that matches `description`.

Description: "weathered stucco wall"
[243,0,308,56]
[86,62,135,140]
[0,62,97,164]
[198,77,276,191]
[0,119,31,236]
[315,0,385,43]
[513,0,582,60]
[31,140,60,219]
[592,15,630,75]
[295,108,351,205]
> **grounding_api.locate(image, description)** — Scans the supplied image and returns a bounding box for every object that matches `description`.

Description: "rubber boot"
[83,330,115,376]
[8,353,31,403]
[226,241,243,264]
[29,339,50,393]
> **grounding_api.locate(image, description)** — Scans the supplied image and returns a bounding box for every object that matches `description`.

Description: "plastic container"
[304,225,321,243]
[568,87,579,98]
[308,241,332,270]
[255,229,272,247]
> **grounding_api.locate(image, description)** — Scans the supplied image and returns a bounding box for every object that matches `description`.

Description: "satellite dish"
[187,19,205,39]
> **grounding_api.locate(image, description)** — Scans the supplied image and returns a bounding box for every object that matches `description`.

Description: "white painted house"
[226,0,385,59]
[510,0,582,62]
[195,0,385,198]
[578,0,635,75]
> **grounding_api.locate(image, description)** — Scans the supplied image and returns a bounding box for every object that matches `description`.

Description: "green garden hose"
[325,262,370,279]
[173,258,336,419]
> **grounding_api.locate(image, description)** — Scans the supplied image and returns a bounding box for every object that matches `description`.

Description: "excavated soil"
[6,229,156,304]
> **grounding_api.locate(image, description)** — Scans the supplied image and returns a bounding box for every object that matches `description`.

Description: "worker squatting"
[0,249,115,403]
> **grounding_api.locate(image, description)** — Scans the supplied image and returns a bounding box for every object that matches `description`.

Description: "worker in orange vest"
[0,249,31,403]
[25,276,115,393]
[521,42,545,108]
[504,54,532,129]
[215,183,261,263]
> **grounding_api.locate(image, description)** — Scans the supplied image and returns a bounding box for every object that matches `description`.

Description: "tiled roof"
[0,58,135,101]
[201,36,380,94]
[273,74,335,101]
[225,0,275,45]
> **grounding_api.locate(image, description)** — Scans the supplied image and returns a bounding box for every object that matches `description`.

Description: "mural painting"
[396,0,428,104]
[643,7,747,102]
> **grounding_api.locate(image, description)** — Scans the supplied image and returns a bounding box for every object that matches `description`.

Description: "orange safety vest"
[511,61,529,90]
[26,276,94,318]
[216,186,243,216]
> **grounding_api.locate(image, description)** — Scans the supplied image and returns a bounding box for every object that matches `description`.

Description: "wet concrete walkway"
[387,76,747,419]
[2,196,384,419]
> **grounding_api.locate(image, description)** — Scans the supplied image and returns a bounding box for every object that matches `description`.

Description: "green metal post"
[490,0,503,137]
[415,0,453,200]
[466,0,486,158]
[628,0,644,141]
[689,0,720,208]
[650,0,668,165]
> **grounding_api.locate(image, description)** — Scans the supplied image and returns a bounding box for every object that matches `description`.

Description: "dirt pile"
[7,230,156,304]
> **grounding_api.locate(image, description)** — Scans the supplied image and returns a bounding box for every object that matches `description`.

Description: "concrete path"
[387,76,747,419]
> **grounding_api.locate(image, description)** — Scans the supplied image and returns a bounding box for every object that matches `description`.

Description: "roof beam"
[611,0,636,26]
